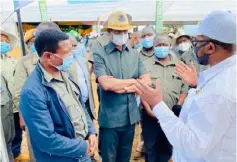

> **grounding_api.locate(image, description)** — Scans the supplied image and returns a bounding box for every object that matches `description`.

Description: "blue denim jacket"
[20,63,96,162]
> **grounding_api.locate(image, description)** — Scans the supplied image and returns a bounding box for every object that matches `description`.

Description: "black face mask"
[193,42,210,65]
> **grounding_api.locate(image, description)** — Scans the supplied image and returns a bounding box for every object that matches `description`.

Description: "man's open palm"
[175,62,198,87]
[136,79,163,109]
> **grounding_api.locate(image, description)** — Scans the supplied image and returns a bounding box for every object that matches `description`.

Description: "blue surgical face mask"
[141,37,154,49]
[134,42,142,49]
[54,55,74,71]
[29,45,36,53]
[154,46,170,59]
[1,42,11,55]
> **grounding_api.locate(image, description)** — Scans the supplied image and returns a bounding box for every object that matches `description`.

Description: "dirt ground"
[20,71,145,162]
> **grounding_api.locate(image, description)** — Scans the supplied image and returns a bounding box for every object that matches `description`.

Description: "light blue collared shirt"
[153,55,236,162]
[77,43,86,58]
[76,63,89,104]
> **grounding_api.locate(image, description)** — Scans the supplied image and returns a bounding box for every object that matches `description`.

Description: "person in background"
[13,22,61,162]
[173,31,209,73]
[141,34,188,162]
[129,32,142,52]
[130,31,145,161]
[133,26,156,160]
[20,29,97,162]
[0,30,25,161]
[0,30,17,162]
[68,35,100,162]
[1,74,15,162]
[24,29,37,53]
[68,35,97,119]
[93,11,151,162]
[68,30,87,58]
[140,26,156,63]
[136,10,236,162]
[173,32,192,57]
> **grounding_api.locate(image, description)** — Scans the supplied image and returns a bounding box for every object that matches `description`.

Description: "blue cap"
[199,11,236,44]
[183,25,200,36]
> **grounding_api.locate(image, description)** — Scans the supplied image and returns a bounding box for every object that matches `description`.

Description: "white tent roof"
[1,0,236,25]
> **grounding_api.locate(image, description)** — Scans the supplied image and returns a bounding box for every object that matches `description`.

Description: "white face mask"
[112,33,128,46]
[178,42,191,52]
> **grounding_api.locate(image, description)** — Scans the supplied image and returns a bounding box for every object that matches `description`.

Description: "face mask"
[178,42,191,53]
[141,37,154,49]
[154,46,170,59]
[134,42,142,49]
[29,45,36,53]
[112,34,128,46]
[52,55,74,71]
[193,42,210,65]
[1,42,11,55]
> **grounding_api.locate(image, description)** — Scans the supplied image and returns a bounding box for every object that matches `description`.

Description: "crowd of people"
[0,10,236,162]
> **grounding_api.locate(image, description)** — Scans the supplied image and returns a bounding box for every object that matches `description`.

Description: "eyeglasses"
[192,38,223,48]
[191,38,211,47]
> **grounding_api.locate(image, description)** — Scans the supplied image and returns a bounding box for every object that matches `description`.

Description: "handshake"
[123,79,145,95]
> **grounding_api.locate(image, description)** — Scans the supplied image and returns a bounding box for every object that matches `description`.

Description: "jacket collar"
[35,62,76,88]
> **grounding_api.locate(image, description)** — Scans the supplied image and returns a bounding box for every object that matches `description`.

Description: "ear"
[206,42,216,54]
[43,52,51,59]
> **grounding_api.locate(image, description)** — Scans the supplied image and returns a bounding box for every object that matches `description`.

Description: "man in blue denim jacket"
[20,29,96,162]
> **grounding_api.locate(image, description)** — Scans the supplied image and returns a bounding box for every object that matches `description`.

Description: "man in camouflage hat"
[93,11,151,162]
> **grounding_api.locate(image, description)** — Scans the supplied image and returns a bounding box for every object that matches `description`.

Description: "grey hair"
[153,33,172,46]
[141,26,156,37]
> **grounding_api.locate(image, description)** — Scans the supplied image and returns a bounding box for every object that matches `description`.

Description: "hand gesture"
[175,62,198,87]
[136,79,163,109]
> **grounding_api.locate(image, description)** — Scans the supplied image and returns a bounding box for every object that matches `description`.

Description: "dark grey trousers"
[99,124,135,162]
[142,110,172,162]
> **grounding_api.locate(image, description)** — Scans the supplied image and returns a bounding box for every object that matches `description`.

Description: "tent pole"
[97,16,100,35]
[155,0,163,33]
[16,9,26,56]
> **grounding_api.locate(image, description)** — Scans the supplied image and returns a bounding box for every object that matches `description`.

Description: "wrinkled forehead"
[154,35,171,45]
[142,27,155,36]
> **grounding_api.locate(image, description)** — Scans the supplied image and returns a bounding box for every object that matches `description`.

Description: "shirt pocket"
[170,75,183,98]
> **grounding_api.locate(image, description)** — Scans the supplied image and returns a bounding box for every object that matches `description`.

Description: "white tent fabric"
[1,0,236,25]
